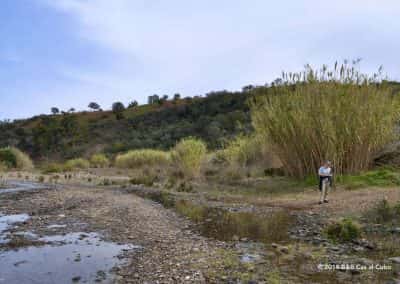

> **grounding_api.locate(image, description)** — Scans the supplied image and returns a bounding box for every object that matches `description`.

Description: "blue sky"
[1,0,400,120]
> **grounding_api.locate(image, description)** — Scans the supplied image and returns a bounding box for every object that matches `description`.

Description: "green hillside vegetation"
[0,91,251,161]
[1,62,400,181]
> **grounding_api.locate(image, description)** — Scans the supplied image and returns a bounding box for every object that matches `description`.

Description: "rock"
[279,246,289,254]
[391,227,400,234]
[352,246,365,253]
[364,243,375,250]
[374,142,400,167]
[330,246,340,252]
[358,258,374,266]
[388,257,400,264]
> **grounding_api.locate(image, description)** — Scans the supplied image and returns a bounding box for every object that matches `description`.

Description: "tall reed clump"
[171,137,207,179]
[115,149,170,169]
[251,61,400,178]
[0,147,34,170]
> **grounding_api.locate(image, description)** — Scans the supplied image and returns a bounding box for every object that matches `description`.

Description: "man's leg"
[320,181,326,204]
[323,181,329,202]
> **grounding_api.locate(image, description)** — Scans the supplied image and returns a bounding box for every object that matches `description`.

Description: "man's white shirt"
[319,166,331,176]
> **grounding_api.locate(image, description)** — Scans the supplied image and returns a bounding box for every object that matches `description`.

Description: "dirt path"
[226,186,400,217]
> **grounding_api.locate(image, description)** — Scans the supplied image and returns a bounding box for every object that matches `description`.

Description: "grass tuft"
[0,147,34,170]
[325,218,361,243]
[171,138,207,179]
[115,149,170,169]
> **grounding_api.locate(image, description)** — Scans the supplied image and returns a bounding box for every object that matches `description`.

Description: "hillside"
[0,90,251,161]
[2,79,400,163]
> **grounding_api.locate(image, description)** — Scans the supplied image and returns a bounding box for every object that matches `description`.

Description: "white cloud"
[39,0,400,101]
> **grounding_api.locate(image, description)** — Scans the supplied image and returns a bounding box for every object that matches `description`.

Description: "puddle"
[0,232,139,284]
[0,211,139,283]
[146,194,294,244]
[47,224,67,229]
[240,253,262,263]
[174,200,293,243]
[0,181,46,194]
[0,214,30,244]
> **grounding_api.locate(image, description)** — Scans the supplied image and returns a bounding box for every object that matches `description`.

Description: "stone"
[279,246,289,254]
[388,257,400,264]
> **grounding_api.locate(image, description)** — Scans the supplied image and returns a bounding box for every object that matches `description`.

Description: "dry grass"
[0,147,34,170]
[171,137,207,179]
[115,149,170,169]
[90,153,110,168]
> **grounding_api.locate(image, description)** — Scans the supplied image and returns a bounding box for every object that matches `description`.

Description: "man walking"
[318,161,332,204]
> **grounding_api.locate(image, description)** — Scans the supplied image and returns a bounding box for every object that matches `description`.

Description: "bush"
[115,149,170,169]
[65,158,90,169]
[219,135,264,167]
[325,218,361,243]
[364,199,400,224]
[0,147,34,170]
[41,163,66,174]
[130,176,156,186]
[90,154,109,168]
[171,138,207,179]
[0,161,7,172]
[251,62,400,178]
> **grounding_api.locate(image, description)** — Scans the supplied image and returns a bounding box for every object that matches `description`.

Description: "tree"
[112,102,125,120]
[242,85,255,92]
[51,107,59,115]
[88,102,101,111]
[128,100,138,108]
[173,93,181,100]
[68,108,75,113]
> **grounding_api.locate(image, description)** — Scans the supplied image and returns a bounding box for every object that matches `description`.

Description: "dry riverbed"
[1,175,400,283]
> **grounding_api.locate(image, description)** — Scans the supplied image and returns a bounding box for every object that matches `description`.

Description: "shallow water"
[0,181,139,283]
[0,181,47,194]
[0,214,30,244]
[0,232,138,284]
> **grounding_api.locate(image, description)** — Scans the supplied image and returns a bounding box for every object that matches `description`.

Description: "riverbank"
[1,172,400,283]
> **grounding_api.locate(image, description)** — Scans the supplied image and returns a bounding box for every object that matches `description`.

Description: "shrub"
[325,218,361,243]
[373,199,393,223]
[220,135,264,167]
[0,147,34,170]
[65,158,90,169]
[0,161,7,172]
[115,149,170,169]
[171,138,207,179]
[129,176,156,186]
[251,62,400,178]
[41,163,65,174]
[364,199,400,224]
[90,154,109,168]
